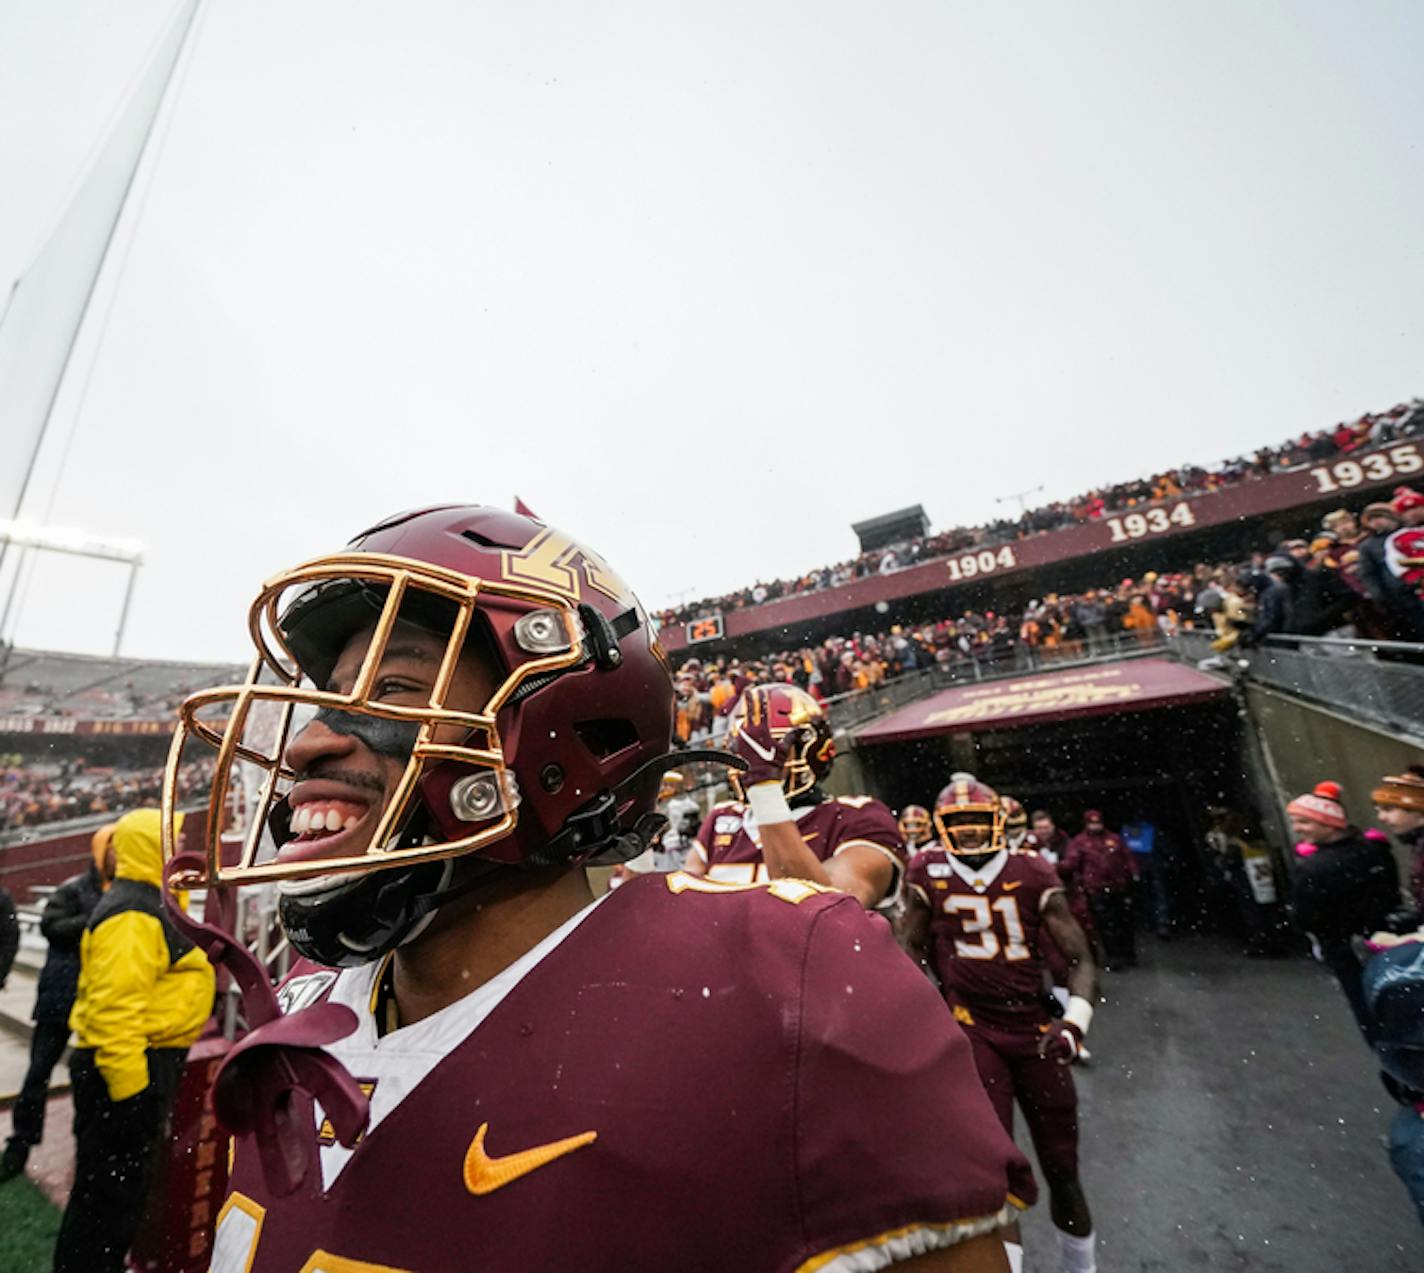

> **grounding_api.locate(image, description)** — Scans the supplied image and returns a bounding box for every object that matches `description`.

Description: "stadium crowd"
[658,398,1424,626]
[0,758,214,833]
[669,482,1424,744]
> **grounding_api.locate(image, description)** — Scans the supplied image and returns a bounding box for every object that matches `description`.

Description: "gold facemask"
[933,803,1008,857]
[161,552,589,889]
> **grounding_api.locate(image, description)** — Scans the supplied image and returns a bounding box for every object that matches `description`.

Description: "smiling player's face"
[276,619,498,866]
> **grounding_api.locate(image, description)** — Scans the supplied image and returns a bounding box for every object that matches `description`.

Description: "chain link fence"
[1168,630,1424,737]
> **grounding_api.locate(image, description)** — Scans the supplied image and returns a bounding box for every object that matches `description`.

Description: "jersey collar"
[948,849,1008,892]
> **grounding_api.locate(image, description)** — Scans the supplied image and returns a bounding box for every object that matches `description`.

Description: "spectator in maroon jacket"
[1025,809,1098,957]
[1061,811,1140,970]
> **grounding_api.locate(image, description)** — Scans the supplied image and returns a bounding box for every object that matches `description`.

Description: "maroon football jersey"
[907,847,1065,1031]
[211,873,1032,1272]
[693,795,905,901]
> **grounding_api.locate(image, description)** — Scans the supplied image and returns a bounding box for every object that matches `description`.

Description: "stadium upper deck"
[659,402,1424,656]
[0,647,242,735]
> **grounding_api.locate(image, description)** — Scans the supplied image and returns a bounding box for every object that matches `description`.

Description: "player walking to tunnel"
[900,804,935,851]
[903,777,1100,1273]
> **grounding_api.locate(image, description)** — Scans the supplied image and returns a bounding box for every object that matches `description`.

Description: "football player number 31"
[946,895,1030,961]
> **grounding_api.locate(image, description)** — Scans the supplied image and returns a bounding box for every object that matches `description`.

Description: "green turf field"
[0,1175,60,1269]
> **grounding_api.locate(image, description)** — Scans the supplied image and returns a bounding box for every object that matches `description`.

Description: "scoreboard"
[685,614,725,644]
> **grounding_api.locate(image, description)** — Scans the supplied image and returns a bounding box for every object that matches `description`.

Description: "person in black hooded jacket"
[0,824,114,1182]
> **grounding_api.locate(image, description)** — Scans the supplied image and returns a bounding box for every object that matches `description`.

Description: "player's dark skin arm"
[898,886,934,972]
[1040,892,1097,1004]
[758,818,894,909]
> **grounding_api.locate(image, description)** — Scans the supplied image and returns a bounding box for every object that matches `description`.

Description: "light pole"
[995,484,1045,517]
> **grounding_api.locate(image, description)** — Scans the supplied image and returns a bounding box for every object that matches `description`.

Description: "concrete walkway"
[1018,934,1421,1270]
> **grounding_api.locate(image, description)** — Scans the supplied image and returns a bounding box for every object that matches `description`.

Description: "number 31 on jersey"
[945,895,1030,961]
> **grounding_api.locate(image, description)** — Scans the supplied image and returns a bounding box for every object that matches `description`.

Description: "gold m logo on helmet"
[501,529,627,604]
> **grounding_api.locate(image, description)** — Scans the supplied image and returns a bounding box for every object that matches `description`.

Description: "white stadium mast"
[0,0,203,658]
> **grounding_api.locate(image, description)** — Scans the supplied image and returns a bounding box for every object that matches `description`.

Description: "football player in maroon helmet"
[165,507,1031,1273]
[683,683,907,910]
[902,775,1099,1273]
[900,804,934,850]
[1001,797,1029,851]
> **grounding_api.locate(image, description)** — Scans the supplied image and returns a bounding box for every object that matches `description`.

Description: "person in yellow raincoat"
[52,808,215,1273]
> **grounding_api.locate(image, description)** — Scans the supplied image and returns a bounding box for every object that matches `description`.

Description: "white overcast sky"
[1,0,1421,662]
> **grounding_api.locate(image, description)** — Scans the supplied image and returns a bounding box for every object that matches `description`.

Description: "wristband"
[746,782,793,826]
[1063,995,1094,1036]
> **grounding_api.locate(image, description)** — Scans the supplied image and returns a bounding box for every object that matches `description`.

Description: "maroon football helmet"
[898,804,932,848]
[933,775,1006,856]
[163,505,676,891]
[727,684,835,801]
[1000,796,1028,848]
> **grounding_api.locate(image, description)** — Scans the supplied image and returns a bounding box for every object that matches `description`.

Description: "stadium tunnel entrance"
[843,662,1278,938]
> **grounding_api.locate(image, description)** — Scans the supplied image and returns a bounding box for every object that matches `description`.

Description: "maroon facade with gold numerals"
[218,874,1032,1272]
[664,437,1424,653]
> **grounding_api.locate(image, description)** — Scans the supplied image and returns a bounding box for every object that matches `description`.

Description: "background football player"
[1002,797,1029,850]
[902,776,1100,1273]
[169,506,1031,1273]
[900,804,935,850]
[683,683,906,910]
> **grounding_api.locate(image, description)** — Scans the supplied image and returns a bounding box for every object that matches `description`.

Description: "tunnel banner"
[855,658,1229,743]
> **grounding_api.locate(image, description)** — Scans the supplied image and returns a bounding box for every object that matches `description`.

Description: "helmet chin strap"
[395,854,507,943]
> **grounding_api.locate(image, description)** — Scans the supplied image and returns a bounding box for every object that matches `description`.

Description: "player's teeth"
[325,810,344,831]
[292,808,310,834]
[342,815,358,831]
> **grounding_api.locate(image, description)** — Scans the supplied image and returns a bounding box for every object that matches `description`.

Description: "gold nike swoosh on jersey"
[1002,880,1022,890]
[463,1123,598,1196]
